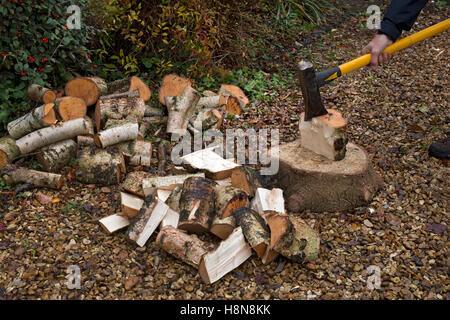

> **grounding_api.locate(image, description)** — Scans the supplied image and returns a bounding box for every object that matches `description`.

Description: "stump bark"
[1,164,63,189]
[7,103,56,139]
[0,136,20,170]
[64,76,108,106]
[27,84,56,104]
[37,139,77,173]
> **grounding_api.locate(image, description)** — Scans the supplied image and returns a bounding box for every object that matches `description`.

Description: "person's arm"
[363,0,428,69]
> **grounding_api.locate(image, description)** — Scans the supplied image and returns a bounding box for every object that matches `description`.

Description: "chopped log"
[142,172,205,197]
[215,185,248,218]
[27,84,56,104]
[265,212,320,263]
[99,214,130,234]
[64,76,108,106]
[165,185,182,212]
[231,166,266,197]
[0,136,20,170]
[94,122,139,148]
[106,76,151,102]
[182,148,241,180]
[121,171,153,198]
[299,110,348,161]
[144,105,165,117]
[121,192,145,220]
[232,207,278,264]
[54,97,87,122]
[16,118,92,154]
[1,164,63,189]
[75,147,125,185]
[210,215,236,240]
[251,188,285,217]
[116,140,152,166]
[160,208,180,229]
[196,95,224,109]
[178,177,216,234]
[156,226,209,268]
[158,74,193,106]
[77,135,95,148]
[36,139,77,173]
[157,189,173,202]
[166,86,200,135]
[126,195,169,247]
[218,84,249,115]
[95,96,146,131]
[198,227,252,284]
[7,103,56,139]
[274,138,382,212]
[190,109,223,131]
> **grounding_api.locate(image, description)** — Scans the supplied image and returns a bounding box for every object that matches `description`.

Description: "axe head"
[297,60,328,121]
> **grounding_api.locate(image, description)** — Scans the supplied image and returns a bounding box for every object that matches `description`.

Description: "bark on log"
[98,89,140,101]
[116,140,152,166]
[106,76,151,102]
[7,103,57,139]
[178,177,216,234]
[198,227,252,284]
[190,109,223,131]
[64,76,108,106]
[166,86,200,135]
[251,188,285,217]
[158,74,193,106]
[16,118,92,154]
[77,135,95,148]
[215,185,249,218]
[210,215,236,240]
[95,96,146,131]
[231,165,267,197]
[156,226,210,268]
[99,214,130,234]
[1,164,63,189]
[75,147,125,185]
[142,172,205,197]
[36,139,77,173]
[265,212,320,263]
[121,171,153,198]
[121,192,145,220]
[274,138,383,212]
[27,84,56,104]
[144,105,165,117]
[94,122,139,148]
[166,185,183,213]
[0,136,20,170]
[54,97,87,122]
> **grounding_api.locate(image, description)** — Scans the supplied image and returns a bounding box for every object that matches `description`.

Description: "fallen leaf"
[35,192,53,205]
[425,223,446,235]
[124,276,140,290]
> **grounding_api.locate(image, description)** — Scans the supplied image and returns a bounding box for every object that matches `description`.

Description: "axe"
[298,19,450,121]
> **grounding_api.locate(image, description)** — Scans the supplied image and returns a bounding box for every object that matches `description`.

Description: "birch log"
[1,164,63,189]
[0,136,20,170]
[94,122,139,148]
[54,97,87,122]
[106,76,151,102]
[37,139,77,173]
[121,171,153,198]
[27,84,56,104]
[158,74,193,106]
[166,86,200,135]
[64,76,108,106]
[214,185,249,218]
[7,103,57,139]
[94,96,145,130]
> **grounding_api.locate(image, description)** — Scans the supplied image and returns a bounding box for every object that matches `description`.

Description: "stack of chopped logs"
[0,73,320,284]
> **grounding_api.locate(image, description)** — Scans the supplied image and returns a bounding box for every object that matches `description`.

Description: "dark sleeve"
[378,0,428,41]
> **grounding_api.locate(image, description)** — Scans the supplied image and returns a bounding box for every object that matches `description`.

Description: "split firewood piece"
[36,139,77,173]
[299,109,348,161]
[265,212,320,263]
[1,164,63,189]
[94,122,139,149]
[54,97,87,122]
[158,74,193,106]
[156,226,210,268]
[251,188,285,217]
[121,192,145,220]
[126,195,169,247]
[157,189,173,202]
[121,171,153,198]
[160,207,180,229]
[144,105,165,117]
[64,76,108,106]
[116,140,152,167]
[178,176,216,234]
[95,96,146,131]
[231,165,266,197]
[190,109,223,131]
[198,227,252,284]
[99,214,130,234]
[218,84,249,115]
[165,185,182,212]
[75,147,126,185]
[27,84,57,104]
[142,172,205,197]
[181,148,241,180]
[106,76,151,102]
[16,118,92,154]
[166,86,200,135]
[215,185,249,218]
[210,215,236,240]
[77,135,95,148]
[232,207,278,264]
[0,136,20,170]
[7,103,57,139]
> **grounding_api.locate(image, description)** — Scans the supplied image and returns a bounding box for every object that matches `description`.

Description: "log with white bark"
[265,212,320,263]
[126,195,169,247]
[1,164,63,189]
[27,84,56,104]
[142,172,205,197]
[54,97,87,122]
[94,96,146,130]
[198,227,252,284]
[121,192,145,220]
[16,118,92,154]
[251,188,285,217]
[65,76,108,106]
[166,86,200,135]
[0,136,20,170]
[106,76,151,102]
[158,74,193,106]
[214,185,249,218]
[121,171,153,198]
[144,105,165,117]
[210,215,236,240]
[231,165,267,197]
[99,214,130,234]
[156,226,210,268]
[75,147,125,185]
[299,109,348,161]
[190,108,223,131]
[94,122,139,148]
[116,140,152,167]
[36,139,77,173]
[178,176,216,234]
[7,103,57,139]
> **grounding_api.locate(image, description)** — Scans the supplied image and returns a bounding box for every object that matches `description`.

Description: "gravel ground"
[0,1,448,300]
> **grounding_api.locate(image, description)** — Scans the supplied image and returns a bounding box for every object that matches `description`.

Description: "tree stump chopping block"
[273,138,382,213]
